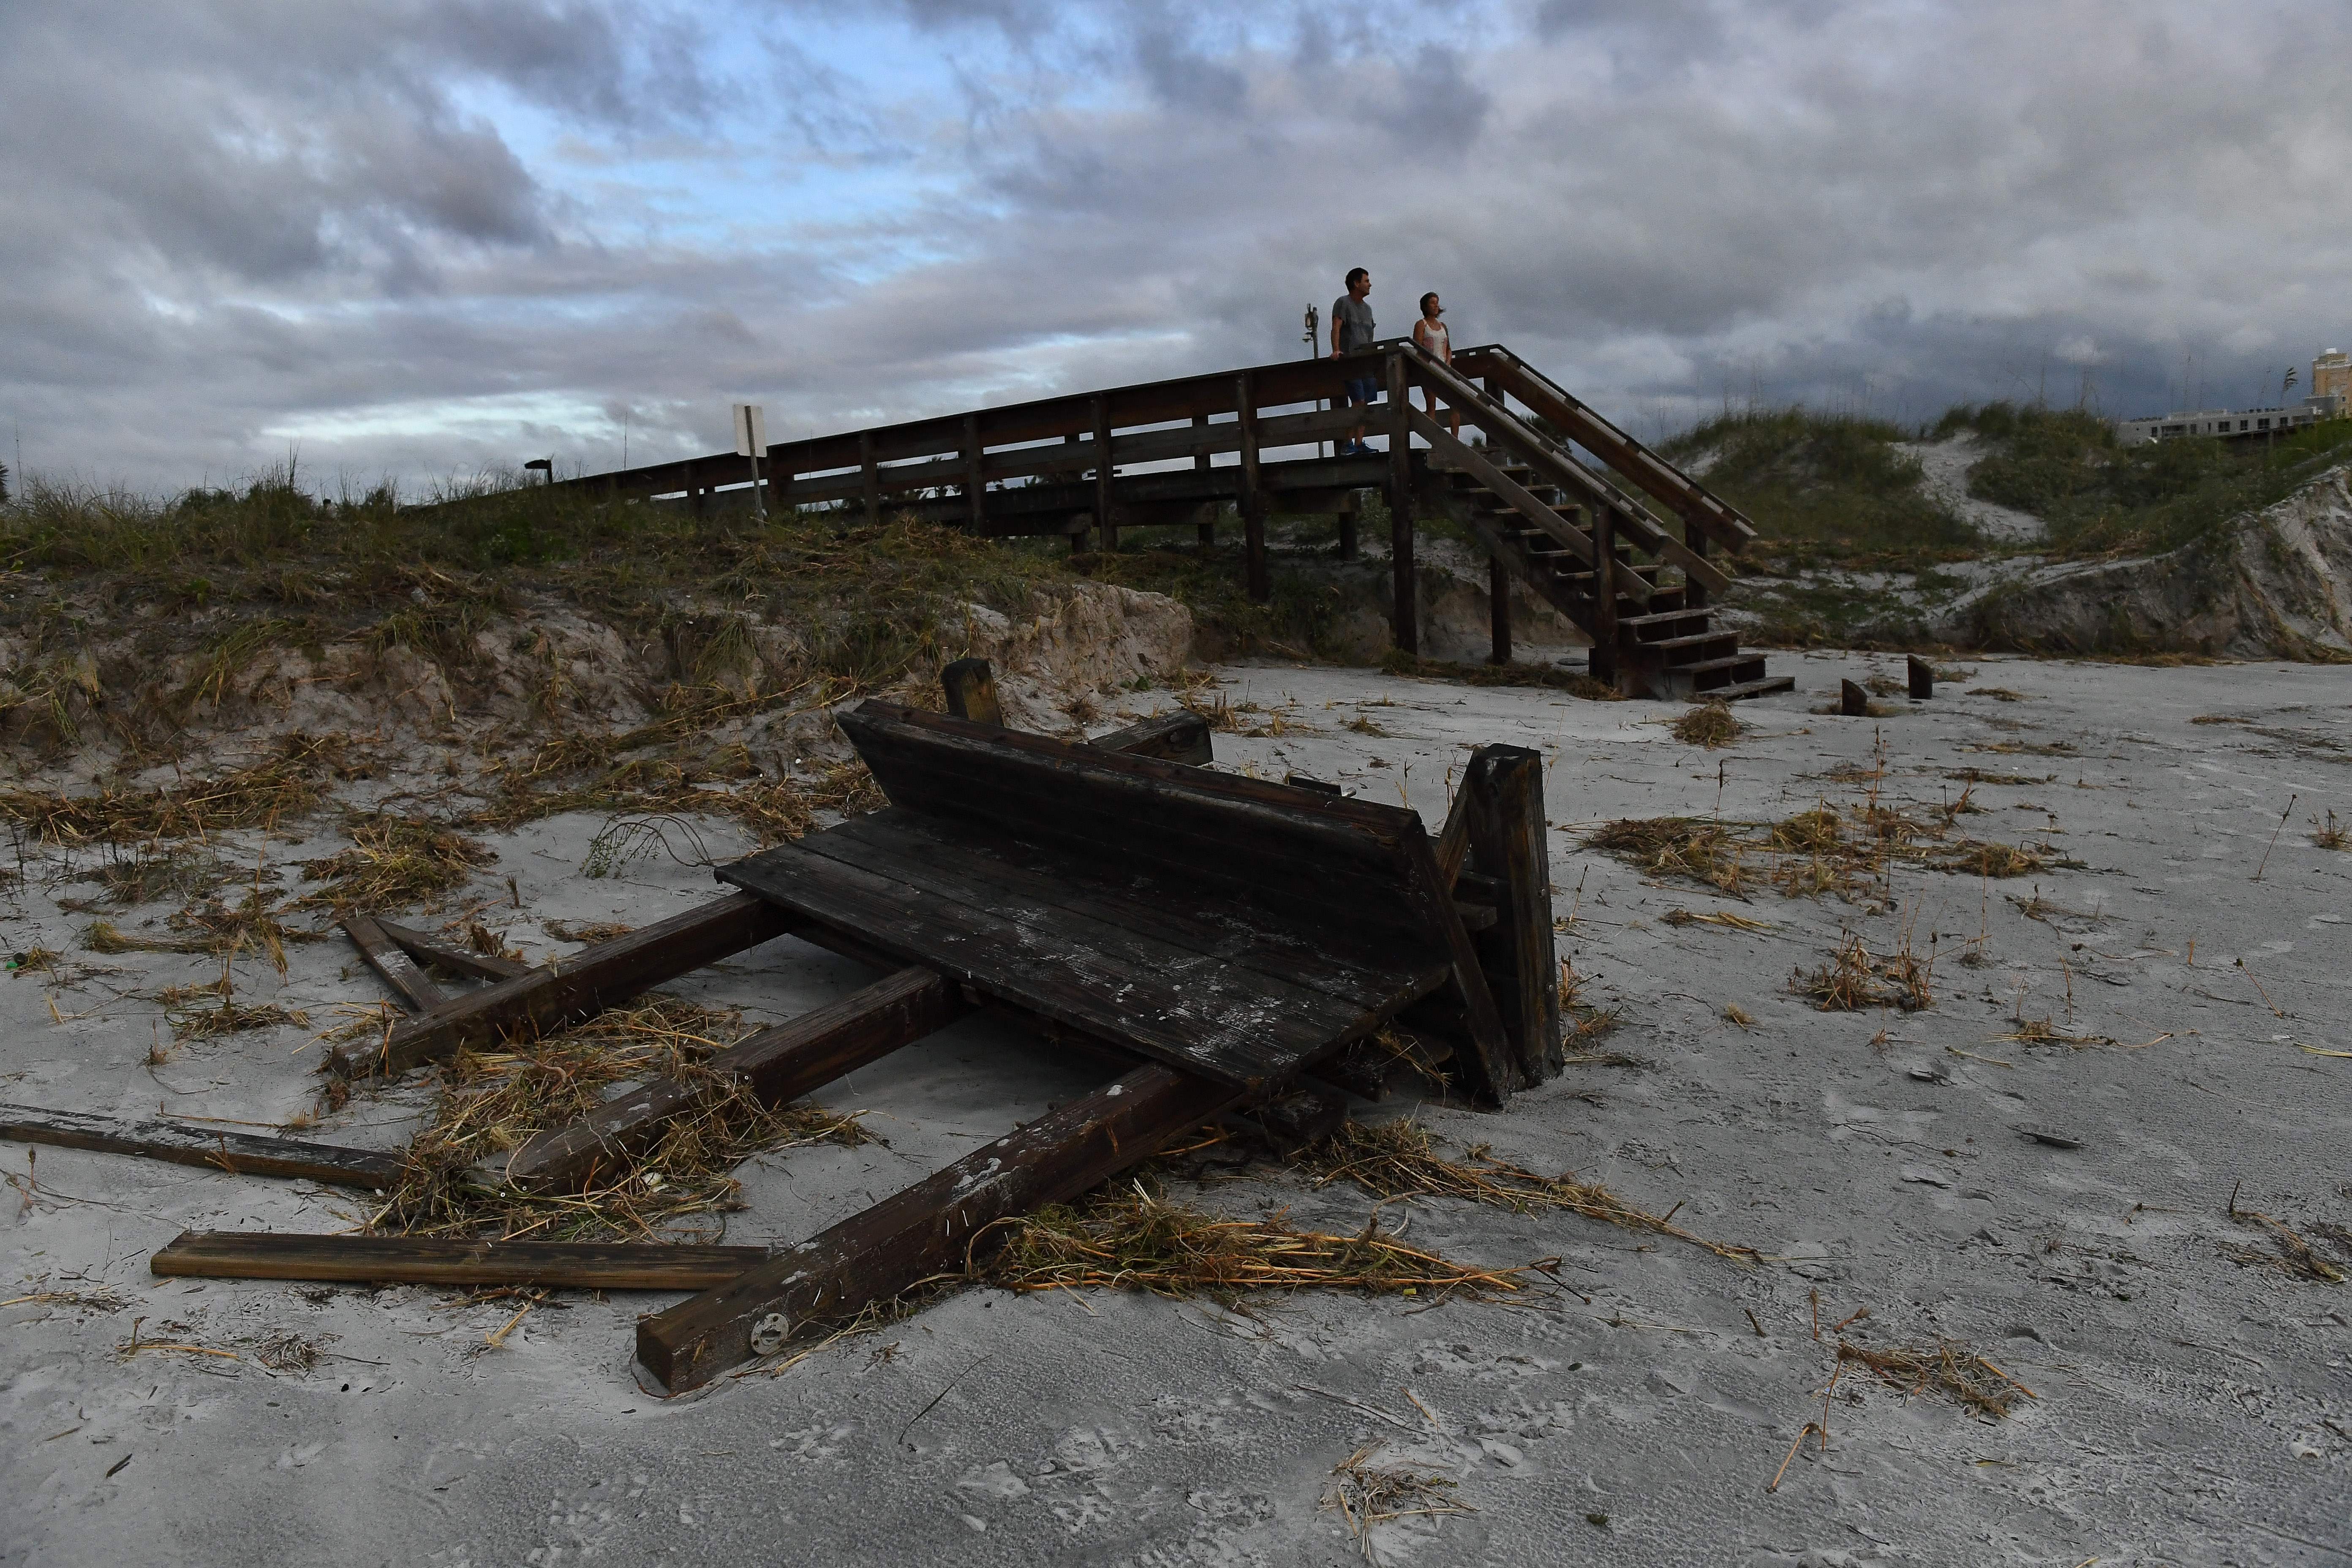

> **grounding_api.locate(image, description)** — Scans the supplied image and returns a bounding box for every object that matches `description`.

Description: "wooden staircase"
[1419,456,1793,701]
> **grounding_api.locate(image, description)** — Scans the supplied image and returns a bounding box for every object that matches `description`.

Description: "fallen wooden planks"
[0,1102,402,1190]
[151,1232,768,1290]
[327,890,795,1078]
[636,1062,1241,1393]
[497,966,964,1194]
[375,918,532,982]
[340,914,447,1014]
[1086,710,1213,765]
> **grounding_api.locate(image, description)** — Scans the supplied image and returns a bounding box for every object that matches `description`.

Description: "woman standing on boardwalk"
[1413,292,1458,438]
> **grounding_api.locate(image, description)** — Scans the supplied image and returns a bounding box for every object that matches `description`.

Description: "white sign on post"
[731,404,769,518]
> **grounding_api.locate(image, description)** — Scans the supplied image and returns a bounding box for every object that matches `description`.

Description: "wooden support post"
[1487,552,1512,667]
[1093,395,1116,552]
[1387,351,1418,655]
[858,430,882,525]
[964,412,985,534]
[1236,374,1267,602]
[1194,415,1214,550]
[1685,525,1710,610]
[1337,496,1358,560]
[325,892,794,1078]
[152,1233,767,1291]
[1908,655,1934,700]
[939,658,1004,727]
[687,461,705,518]
[1064,432,1088,550]
[773,462,794,519]
[1590,504,1620,691]
[1461,746,1560,1083]
[1399,830,1516,1105]
[635,1062,1241,1393]
[340,914,445,1015]
[498,967,963,1194]
[2,1102,402,1190]
[1840,679,1870,716]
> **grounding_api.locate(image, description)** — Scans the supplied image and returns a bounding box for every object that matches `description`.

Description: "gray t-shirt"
[1333,295,1376,353]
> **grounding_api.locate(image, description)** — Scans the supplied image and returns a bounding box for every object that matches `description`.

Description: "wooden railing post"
[1462,745,1560,1084]
[1092,395,1116,553]
[1488,554,1511,666]
[962,413,985,533]
[1237,373,1267,602]
[1685,525,1709,610]
[1590,504,1620,690]
[1194,414,1214,550]
[858,431,881,526]
[686,460,705,519]
[1387,350,1418,654]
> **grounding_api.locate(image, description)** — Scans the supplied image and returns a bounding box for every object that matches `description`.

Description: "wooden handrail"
[1454,345,1758,551]
[1405,408,1652,607]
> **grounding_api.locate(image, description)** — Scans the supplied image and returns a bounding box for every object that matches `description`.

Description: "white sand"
[4,653,2348,1565]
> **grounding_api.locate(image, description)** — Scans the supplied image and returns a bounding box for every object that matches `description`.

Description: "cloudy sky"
[5,0,2349,493]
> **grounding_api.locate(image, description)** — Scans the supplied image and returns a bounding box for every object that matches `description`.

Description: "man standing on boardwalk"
[1329,267,1377,455]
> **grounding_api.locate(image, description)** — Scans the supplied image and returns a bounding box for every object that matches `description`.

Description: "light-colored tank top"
[1418,320,1450,355]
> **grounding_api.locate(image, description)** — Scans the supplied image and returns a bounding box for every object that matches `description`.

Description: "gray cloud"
[5,0,2351,493]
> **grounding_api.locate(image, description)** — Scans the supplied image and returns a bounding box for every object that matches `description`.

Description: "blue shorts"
[1341,377,1380,409]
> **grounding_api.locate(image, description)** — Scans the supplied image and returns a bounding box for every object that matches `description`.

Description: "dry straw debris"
[371,995,870,1244]
[0,733,343,844]
[1835,1337,2038,1419]
[1322,1443,1472,1559]
[1670,702,1745,749]
[1298,1119,1756,1261]
[298,815,496,912]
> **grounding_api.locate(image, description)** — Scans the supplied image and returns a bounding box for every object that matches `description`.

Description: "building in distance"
[2117,348,2348,445]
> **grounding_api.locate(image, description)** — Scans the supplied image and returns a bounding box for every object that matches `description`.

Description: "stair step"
[1624,631,1737,656]
[1704,675,1797,702]
[1662,653,1766,677]
[1618,610,1709,634]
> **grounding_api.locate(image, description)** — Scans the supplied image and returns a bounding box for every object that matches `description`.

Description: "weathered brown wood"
[1,1103,401,1190]
[636,1062,1240,1392]
[1908,655,1934,700]
[1388,351,1418,654]
[1685,525,1710,610]
[859,430,882,524]
[1591,505,1621,691]
[1841,679,1870,716]
[964,411,985,532]
[375,918,530,982]
[340,914,445,1015]
[1397,823,1518,1106]
[1237,373,1267,602]
[151,1232,767,1290]
[1488,553,1511,666]
[328,891,794,1078]
[1337,493,1359,560]
[1193,416,1214,547]
[1086,710,1213,765]
[1460,746,1560,1083]
[499,966,963,1195]
[939,658,1004,727]
[1432,776,1475,886]
[1092,394,1116,550]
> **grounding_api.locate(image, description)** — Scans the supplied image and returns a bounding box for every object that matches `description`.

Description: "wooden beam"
[964,411,985,533]
[1460,746,1560,1083]
[1085,710,1213,765]
[1388,351,1419,654]
[326,892,794,1078]
[1194,414,1214,549]
[1237,373,1266,602]
[374,918,530,982]
[1,1102,401,1190]
[497,967,963,1195]
[1092,394,1116,551]
[340,914,444,1015]
[1591,504,1620,691]
[939,657,1004,727]
[859,430,881,525]
[1488,553,1511,667]
[635,1062,1240,1392]
[1397,826,1518,1106]
[151,1232,767,1290]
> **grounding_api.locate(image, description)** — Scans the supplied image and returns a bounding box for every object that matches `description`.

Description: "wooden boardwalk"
[544,338,1793,701]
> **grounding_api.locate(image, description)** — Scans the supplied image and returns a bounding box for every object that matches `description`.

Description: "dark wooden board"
[0,1103,402,1190]
[637,1062,1240,1392]
[1086,710,1213,765]
[340,914,446,1015]
[814,810,1446,1016]
[329,891,795,1078]
[722,843,1354,1089]
[150,1232,768,1289]
[1461,746,1563,1083]
[498,966,964,1195]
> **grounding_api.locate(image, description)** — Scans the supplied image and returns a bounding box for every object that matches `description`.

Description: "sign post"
[732,404,769,519]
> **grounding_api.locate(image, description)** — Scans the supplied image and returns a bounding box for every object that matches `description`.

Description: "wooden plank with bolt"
[1,1103,402,1190]
[151,1232,768,1290]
